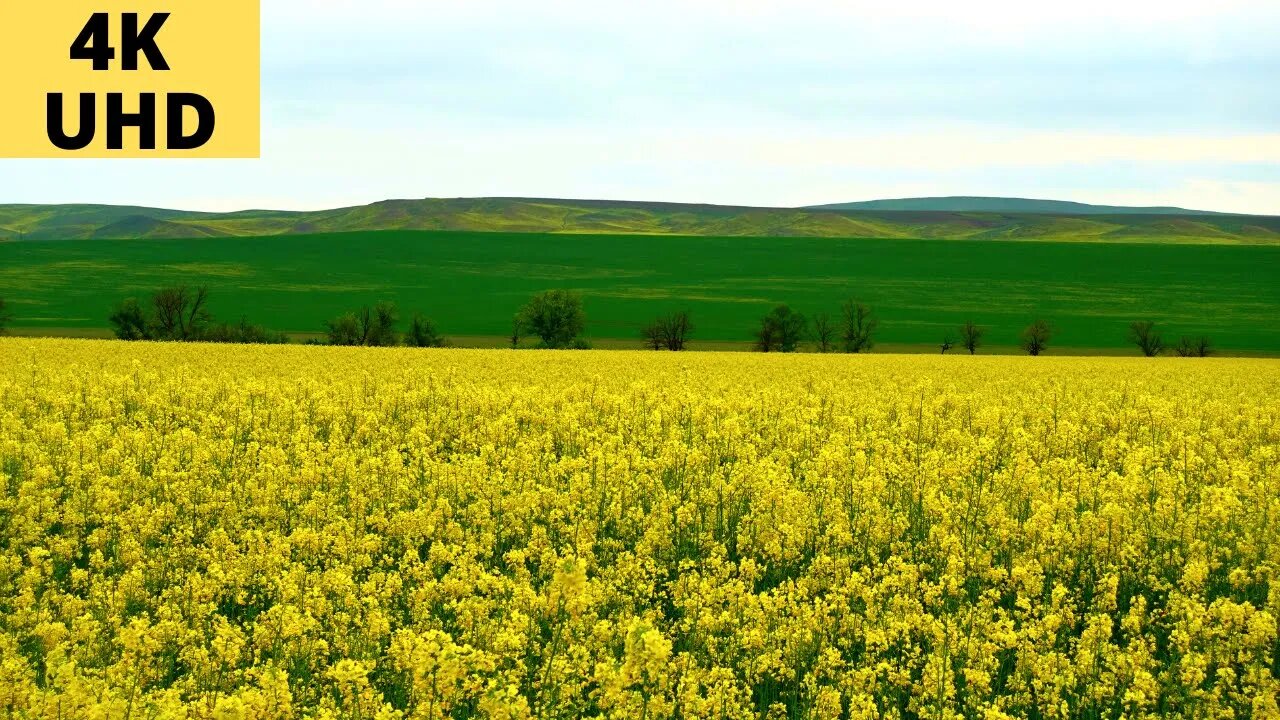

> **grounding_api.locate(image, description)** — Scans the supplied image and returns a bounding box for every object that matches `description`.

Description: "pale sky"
[2,0,1278,214]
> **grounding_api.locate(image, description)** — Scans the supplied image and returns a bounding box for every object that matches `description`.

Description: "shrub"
[406,314,446,348]
[518,290,586,349]
[756,305,806,353]
[204,317,290,345]
[326,302,399,347]
[108,298,152,341]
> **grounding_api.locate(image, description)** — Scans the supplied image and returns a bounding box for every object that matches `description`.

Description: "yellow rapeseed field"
[0,339,1277,720]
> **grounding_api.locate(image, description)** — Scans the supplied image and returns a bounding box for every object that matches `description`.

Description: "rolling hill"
[1,197,1277,244]
[807,196,1229,215]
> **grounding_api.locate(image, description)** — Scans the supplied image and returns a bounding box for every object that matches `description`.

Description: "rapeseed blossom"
[0,339,1276,718]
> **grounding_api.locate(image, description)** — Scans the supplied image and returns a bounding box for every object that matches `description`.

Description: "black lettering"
[106,93,157,150]
[47,93,97,150]
[122,13,170,71]
[70,13,115,70]
[167,93,216,150]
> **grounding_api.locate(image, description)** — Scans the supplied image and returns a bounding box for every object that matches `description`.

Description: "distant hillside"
[809,196,1228,215]
[1,197,1277,244]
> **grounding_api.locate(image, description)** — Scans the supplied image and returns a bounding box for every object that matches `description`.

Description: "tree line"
[0,291,1217,357]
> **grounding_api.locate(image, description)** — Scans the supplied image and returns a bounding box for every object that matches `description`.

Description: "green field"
[2,230,1277,353]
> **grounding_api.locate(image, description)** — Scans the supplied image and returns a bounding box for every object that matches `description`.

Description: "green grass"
[1,230,1277,353]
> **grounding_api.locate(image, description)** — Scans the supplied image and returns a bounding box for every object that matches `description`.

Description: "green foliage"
[326,302,399,347]
[756,305,806,353]
[108,288,285,344]
[0,297,10,335]
[108,298,152,341]
[405,314,446,348]
[325,313,361,346]
[519,290,586,349]
[203,318,290,345]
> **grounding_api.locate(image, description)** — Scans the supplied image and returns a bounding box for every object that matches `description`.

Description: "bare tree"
[1195,336,1213,357]
[662,311,693,351]
[510,315,522,349]
[940,334,954,354]
[644,311,693,351]
[1021,320,1052,356]
[960,320,984,355]
[152,286,210,341]
[641,319,664,350]
[1175,336,1213,358]
[841,300,877,353]
[755,316,779,352]
[812,313,836,353]
[1128,321,1164,357]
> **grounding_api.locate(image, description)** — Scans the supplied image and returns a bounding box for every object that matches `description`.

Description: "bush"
[204,317,290,345]
[756,305,806,353]
[325,313,362,346]
[108,298,152,341]
[326,302,399,347]
[106,287,287,344]
[406,314,446,348]
[518,290,586,349]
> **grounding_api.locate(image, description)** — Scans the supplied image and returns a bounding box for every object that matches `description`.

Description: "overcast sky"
[2,0,1278,213]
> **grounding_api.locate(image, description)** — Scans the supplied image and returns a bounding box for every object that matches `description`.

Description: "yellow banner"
[0,0,259,158]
